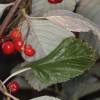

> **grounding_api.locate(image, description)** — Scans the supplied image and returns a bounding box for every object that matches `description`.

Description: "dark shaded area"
[13,88,58,100]
[0,50,59,99]
[0,52,24,80]
[0,0,15,3]
[80,90,100,100]
[0,51,24,99]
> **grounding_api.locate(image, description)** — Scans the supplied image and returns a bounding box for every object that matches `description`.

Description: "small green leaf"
[27,37,96,84]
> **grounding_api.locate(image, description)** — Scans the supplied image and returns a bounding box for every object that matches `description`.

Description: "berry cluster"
[1,28,36,57]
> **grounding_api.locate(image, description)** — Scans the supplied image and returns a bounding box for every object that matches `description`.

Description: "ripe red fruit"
[10,28,22,40]
[24,45,36,57]
[7,81,20,93]
[48,0,63,4]
[2,41,14,55]
[14,39,24,51]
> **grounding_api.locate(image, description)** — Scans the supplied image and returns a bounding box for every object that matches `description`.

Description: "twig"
[0,81,19,100]
[3,68,31,85]
[4,92,19,100]
[0,0,22,35]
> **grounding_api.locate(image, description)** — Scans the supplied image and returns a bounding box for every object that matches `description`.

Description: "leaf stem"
[3,68,31,85]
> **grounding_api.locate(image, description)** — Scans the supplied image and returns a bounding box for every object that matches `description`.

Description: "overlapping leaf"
[12,37,96,90]
[44,10,100,56]
[21,18,74,62]
[44,10,97,32]
[76,0,100,57]
[31,0,76,16]
[29,37,96,84]
[77,0,100,27]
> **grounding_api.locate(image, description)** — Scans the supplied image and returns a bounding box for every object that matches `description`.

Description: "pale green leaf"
[77,0,100,27]
[20,18,74,62]
[44,10,100,57]
[32,0,76,16]
[45,10,99,33]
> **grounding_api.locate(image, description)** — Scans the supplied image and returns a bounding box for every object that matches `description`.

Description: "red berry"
[24,45,36,57]
[7,81,20,93]
[2,41,14,55]
[14,39,24,51]
[48,0,63,4]
[10,28,22,40]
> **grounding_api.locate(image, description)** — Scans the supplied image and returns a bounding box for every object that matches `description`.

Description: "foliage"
[0,0,100,100]
[11,37,96,91]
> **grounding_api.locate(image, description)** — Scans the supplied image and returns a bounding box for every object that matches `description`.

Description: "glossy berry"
[7,81,20,93]
[48,0,63,4]
[2,41,14,55]
[24,45,36,57]
[14,39,24,51]
[10,28,22,40]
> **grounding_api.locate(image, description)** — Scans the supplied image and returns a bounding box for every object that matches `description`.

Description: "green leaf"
[27,37,96,84]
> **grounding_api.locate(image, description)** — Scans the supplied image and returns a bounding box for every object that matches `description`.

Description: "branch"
[0,81,19,100]
[0,0,22,35]
[3,67,31,84]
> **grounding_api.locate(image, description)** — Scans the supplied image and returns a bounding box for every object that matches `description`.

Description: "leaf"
[71,82,100,100]
[44,10,96,32]
[30,96,61,100]
[20,18,74,62]
[30,37,96,84]
[44,10,100,56]
[46,16,90,32]
[31,0,76,16]
[76,0,100,27]
[61,62,100,100]
[12,37,96,90]
[0,3,13,18]
[75,0,100,57]
[62,74,100,100]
